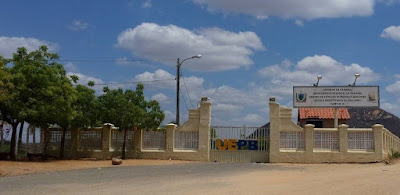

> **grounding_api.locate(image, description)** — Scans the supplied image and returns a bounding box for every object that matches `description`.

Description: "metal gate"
[210,126,269,163]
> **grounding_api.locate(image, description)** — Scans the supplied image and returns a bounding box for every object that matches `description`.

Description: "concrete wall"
[43,98,212,161]
[134,100,211,161]
[269,101,400,163]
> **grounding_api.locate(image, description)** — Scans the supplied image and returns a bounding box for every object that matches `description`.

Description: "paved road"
[0,162,298,194]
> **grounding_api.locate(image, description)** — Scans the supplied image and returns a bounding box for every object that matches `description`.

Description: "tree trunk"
[17,122,25,155]
[10,122,19,160]
[26,126,29,153]
[33,127,36,153]
[122,128,127,159]
[0,123,3,148]
[59,128,66,159]
[42,127,50,153]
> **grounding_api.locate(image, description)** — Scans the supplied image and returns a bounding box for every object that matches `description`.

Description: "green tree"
[0,59,13,104]
[0,46,79,159]
[99,84,164,159]
[71,83,101,129]
[0,46,62,159]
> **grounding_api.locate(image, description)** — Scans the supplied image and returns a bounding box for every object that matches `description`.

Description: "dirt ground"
[0,159,193,177]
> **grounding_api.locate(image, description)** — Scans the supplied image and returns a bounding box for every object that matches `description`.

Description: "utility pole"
[175,55,202,126]
[176,58,180,126]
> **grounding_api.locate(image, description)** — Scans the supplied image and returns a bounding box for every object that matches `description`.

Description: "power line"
[56,58,177,63]
[179,86,190,111]
[9,58,177,63]
[180,70,194,108]
[73,78,175,86]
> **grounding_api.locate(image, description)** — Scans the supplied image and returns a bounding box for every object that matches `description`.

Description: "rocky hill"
[347,108,400,137]
[255,108,400,138]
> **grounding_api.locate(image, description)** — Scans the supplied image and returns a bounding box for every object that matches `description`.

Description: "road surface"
[1,162,400,194]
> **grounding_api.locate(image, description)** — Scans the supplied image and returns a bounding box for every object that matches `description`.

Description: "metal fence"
[80,130,102,151]
[174,131,199,150]
[313,131,339,150]
[210,126,269,151]
[210,126,269,163]
[348,131,374,151]
[110,130,134,151]
[279,131,305,150]
[142,130,166,150]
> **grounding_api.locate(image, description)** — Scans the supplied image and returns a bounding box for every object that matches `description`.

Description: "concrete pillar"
[198,100,211,161]
[102,124,112,159]
[269,102,280,163]
[339,124,348,153]
[304,124,314,155]
[166,124,177,153]
[372,124,384,162]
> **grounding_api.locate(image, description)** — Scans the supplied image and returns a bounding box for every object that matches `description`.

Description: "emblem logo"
[296,92,307,102]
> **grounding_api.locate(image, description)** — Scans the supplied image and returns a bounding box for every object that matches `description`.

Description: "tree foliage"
[0,46,165,159]
[99,84,164,158]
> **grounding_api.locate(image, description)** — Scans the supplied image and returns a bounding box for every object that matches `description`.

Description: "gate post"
[102,123,112,159]
[269,100,280,163]
[199,98,211,161]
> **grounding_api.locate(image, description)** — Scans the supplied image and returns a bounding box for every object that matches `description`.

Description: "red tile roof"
[299,108,350,120]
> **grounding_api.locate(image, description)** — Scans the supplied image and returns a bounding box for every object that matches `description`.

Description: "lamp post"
[176,55,201,126]
[313,75,322,86]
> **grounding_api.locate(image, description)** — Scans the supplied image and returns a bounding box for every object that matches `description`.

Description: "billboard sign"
[293,86,379,108]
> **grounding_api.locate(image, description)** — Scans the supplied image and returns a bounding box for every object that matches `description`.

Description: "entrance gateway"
[210,126,269,163]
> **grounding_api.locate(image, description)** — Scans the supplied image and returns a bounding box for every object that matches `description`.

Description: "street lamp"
[176,55,202,126]
[313,75,322,86]
[349,74,360,86]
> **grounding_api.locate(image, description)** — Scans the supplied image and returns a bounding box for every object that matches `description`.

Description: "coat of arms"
[296,92,307,102]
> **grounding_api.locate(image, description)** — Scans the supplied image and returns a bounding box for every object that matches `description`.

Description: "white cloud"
[295,20,304,26]
[142,0,152,8]
[386,81,400,95]
[243,114,265,125]
[151,93,168,103]
[67,72,105,94]
[116,23,265,71]
[64,62,78,72]
[163,110,176,124]
[192,0,374,20]
[67,20,94,31]
[213,103,243,112]
[0,36,58,58]
[381,25,400,41]
[258,56,379,97]
[134,69,204,92]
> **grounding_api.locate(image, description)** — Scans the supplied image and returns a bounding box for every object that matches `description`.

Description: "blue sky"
[1,0,400,127]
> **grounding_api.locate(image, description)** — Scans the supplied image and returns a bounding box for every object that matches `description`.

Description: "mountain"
[347,108,400,137]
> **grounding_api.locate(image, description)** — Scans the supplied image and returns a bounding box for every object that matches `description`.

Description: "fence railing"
[279,131,305,150]
[383,128,400,154]
[79,130,102,151]
[174,131,199,150]
[313,129,339,151]
[348,130,374,151]
[110,130,134,151]
[210,126,269,151]
[142,130,166,150]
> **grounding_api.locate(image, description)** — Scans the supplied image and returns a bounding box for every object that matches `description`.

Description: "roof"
[299,108,350,120]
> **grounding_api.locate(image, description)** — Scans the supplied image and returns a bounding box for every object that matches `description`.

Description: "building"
[298,108,350,128]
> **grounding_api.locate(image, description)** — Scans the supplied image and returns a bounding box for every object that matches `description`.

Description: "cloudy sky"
[1,1,400,127]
